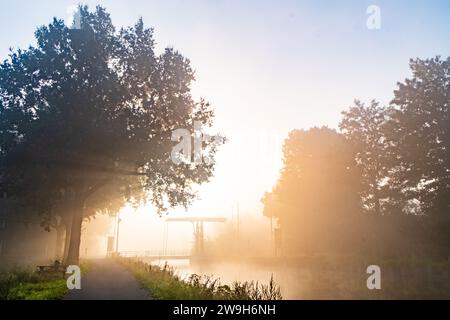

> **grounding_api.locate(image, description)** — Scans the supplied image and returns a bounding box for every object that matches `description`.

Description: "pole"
[235,202,240,255]
[236,202,240,241]
[112,214,117,251]
[115,212,121,254]
[270,215,274,256]
[163,222,168,256]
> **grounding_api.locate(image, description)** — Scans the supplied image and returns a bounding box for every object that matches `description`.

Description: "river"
[143,258,320,299]
[141,257,450,299]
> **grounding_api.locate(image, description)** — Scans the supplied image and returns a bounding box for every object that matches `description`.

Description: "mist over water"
[146,259,299,298]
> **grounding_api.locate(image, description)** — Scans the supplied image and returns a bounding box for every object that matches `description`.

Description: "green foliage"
[79,259,92,274]
[120,258,282,300]
[0,4,223,264]
[0,5,220,217]
[6,280,67,300]
[388,57,450,217]
[0,269,67,300]
[340,100,398,215]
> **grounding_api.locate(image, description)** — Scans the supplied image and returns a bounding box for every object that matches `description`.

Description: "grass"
[79,259,92,274]
[6,280,68,300]
[0,259,91,300]
[0,269,68,300]
[119,258,282,300]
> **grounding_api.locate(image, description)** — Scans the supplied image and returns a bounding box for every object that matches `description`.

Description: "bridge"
[118,216,226,261]
[118,250,191,261]
[164,217,226,258]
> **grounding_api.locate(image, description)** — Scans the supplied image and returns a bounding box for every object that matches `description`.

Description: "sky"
[1,0,449,252]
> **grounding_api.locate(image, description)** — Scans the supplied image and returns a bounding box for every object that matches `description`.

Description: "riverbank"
[138,255,450,299]
[118,258,282,300]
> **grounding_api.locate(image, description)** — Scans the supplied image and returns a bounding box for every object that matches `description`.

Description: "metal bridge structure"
[119,216,226,261]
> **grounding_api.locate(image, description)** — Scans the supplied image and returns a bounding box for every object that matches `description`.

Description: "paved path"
[65,259,151,300]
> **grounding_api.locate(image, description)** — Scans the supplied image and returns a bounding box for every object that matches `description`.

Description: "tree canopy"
[264,57,450,257]
[0,5,222,264]
[262,127,362,254]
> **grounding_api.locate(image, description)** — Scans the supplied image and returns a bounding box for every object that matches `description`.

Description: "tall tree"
[387,57,450,218]
[384,57,450,249]
[0,6,222,264]
[340,100,400,215]
[262,127,361,254]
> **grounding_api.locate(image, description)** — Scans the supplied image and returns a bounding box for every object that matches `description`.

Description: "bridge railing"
[118,250,190,258]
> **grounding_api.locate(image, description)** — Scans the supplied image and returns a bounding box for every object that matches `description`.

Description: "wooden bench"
[36,261,66,278]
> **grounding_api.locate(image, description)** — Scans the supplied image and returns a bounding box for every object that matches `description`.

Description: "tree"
[384,57,450,250]
[340,100,400,215]
[0,5,222,265]
[387,57,450,219]
[262,127,362,254]
[339,57,450,253]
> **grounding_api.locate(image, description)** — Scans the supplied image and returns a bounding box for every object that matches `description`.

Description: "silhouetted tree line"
[263,57,450,258]
[0,6,220,265]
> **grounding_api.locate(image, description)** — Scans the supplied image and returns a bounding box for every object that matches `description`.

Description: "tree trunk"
[63,180,107,266]
[64,192,85,266]
[62,214,72,263]
[54,223,65,260]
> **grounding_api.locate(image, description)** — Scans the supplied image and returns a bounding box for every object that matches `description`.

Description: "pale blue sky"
[1,1,449,129]
[1,1,449,249]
